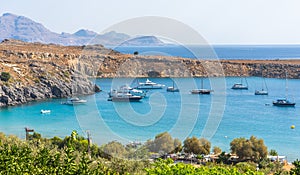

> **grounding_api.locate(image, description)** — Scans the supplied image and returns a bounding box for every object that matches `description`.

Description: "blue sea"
[112,45,300,60]
[1,46,300,161]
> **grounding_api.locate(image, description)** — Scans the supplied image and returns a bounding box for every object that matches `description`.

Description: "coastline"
[1,40,300,107]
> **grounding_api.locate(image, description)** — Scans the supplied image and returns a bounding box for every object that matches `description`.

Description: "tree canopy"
[183,137,211,155]
[145,132,181,154]
[230,136,268,162]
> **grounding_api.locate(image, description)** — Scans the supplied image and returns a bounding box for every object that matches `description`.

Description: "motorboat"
[40,110,51,114]
[109,85,147,98]
[135,79,165,89]
[62,97,87,105]
[108,92,143,102]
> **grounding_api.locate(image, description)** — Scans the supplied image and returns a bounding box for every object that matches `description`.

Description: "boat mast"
[285,71,288,99]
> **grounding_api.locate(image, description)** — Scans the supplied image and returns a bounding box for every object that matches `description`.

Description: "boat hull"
[232,87,248,90]
[136,85,164,89]
[255,90,268,95]
[273,102,295,107]
[111,96,142,102]
[167,87,179,92]
[191,89,213,94]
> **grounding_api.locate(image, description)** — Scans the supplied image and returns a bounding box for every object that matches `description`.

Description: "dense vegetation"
[0,131,297,174]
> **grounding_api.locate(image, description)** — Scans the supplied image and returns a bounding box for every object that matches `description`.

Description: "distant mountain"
[0,13,165,46]
[120,36,164,46]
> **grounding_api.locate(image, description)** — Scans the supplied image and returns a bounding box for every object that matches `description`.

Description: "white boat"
[109,85,147,98]
[167,81,179,92]
[232,82,248,90]
[41,110,51,114]
[108,92,143,102]
[273,72,295,107]
[135,79,165,89]
[255,69,268,95]
[255,89,268,95]
[62,97,87,105]
[191,78,213,94]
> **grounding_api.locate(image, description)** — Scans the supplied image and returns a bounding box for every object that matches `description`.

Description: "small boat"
[232,76,248,90]
[62,97,87,105]
[273,72,295,107]
[41,110,51,114]
[255,89,268,95]
[109,93,143,102]
[167,81,179,92]
[273,98,295,107]
[231,83,248,90]
[135,79,165,89]
[191,78,213,94]
[255,69,268,95]
[191,89,213,94]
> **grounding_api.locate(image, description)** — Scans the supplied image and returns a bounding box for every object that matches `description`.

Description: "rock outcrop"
[0,40,100,107]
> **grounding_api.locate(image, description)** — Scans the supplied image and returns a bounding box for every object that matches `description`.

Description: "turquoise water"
[1,77,300,161]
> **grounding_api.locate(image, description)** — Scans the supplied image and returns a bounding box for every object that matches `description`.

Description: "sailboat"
[232,77,248,90]
[273,72,295,107]
[167,80,179,92]
[254,70,268,95]
[191,78,213,94]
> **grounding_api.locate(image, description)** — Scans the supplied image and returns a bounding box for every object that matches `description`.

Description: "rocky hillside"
[1,39,300,106]
[0,40,101,107]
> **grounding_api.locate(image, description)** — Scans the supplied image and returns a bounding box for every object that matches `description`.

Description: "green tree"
[217,151,231,164]
[290,159,300,175]
[213,146,222,155]
[102,141,127,158]
[146,132,179,154]
[269,149,278,156]
[173,138,182,153]
[230,136,267,162]
[0,72,10,82]
[183,137,211,155]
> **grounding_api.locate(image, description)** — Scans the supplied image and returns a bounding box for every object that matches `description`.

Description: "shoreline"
[1,40,300,107]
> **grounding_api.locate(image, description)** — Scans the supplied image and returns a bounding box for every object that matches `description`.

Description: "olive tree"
[230,136,267,162]
[102,141,127,158]
[146,132,181,154]
[183,137,211,155]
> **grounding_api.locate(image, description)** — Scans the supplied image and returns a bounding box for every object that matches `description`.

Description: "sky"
[1,0,300,44]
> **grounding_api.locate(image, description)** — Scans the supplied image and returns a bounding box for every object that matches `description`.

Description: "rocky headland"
[1,39,300,107]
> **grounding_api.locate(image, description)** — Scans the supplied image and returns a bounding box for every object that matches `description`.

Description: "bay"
[1,77,300,161]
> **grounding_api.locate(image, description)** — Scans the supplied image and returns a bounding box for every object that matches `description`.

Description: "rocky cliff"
[0,40,101,107]
[1,39,300,106]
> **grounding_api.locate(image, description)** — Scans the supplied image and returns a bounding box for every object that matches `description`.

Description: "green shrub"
[0,72,11,82]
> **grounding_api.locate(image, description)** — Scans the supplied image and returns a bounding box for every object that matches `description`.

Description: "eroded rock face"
[0,40,101,107]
